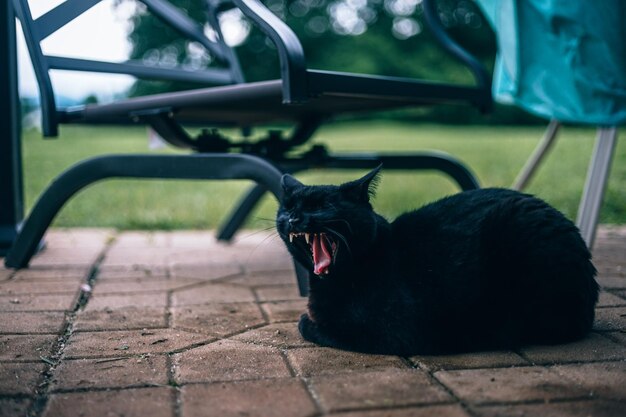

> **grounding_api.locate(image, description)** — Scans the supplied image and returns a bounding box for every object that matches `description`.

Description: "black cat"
[276,166,599,355]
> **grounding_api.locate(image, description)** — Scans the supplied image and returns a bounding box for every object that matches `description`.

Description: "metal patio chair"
[476,0,625,249]
[5,0,492,295]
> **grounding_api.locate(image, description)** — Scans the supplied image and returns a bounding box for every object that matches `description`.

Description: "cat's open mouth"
[289,232,338,276]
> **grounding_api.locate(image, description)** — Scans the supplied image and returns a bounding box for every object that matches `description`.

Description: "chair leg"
[512,119,560,191]
[576,127,618,249]
[217,184,267,242]
[5,153,283,266]
[5,152,310,296]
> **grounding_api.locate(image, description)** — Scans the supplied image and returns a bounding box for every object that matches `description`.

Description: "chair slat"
[34,0,102,40]
[47,56,235,85]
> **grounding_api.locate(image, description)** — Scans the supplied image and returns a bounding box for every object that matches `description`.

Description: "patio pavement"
[1,226,625,417]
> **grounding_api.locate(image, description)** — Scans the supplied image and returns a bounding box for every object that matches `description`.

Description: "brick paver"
[92,277,200,294]
[11,267,89,280]
[598,291,626,307]
[172,283,256,305]
[96,265,168,280]
[73,306,167,331]
[0,362,46,395]
[0,311,67,333]
[255,284,302,301]
[173,339,291,383]
[411,350,528,371]
[608,331,626,345]
[228,270,300,287]
[170,263,242,281]
[286,347,407,376]
[232,322,315,349]
[1,227,625,416]
[594,306,626,331]
[519,332,626,364]
[551,361,626,400]
[0,293,77,312]
[43,387,175,417]
[434,366,589,404]
[0,334,58,361]
[308,368,452,412]
[63,328,210,359]
[180,379,316,417]
[475,400,626,417]
[0,398,31,417]
[51,355,169,391]
[333,405,472,417]
[84,292,168,311]
[171,302,265,337]
[260,299,309,322]
[0,279,82,294]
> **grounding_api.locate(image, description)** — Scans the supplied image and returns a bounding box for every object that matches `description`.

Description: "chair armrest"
[230,0,308,104]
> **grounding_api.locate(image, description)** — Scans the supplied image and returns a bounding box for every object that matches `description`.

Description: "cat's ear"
[281,174,303,194]
[341,164,382,203]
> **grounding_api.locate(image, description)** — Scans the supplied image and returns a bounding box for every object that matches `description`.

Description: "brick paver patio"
[1,226,625,417]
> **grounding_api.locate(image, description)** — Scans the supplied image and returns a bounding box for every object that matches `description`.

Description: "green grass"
[22,122,626,230]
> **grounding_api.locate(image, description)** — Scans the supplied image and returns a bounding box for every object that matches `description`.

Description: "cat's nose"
[288,217,301,225]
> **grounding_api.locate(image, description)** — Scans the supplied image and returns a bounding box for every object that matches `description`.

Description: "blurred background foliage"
[120,0,540,124]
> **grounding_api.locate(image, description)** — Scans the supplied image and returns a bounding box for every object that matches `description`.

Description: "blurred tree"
[121,0,536,123]
[82,94,99,105]
[123,0,494,84]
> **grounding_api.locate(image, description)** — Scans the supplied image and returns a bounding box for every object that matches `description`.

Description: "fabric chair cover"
[476,0,626,125]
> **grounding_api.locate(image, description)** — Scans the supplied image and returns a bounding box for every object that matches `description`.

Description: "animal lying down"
[276,166,599,355]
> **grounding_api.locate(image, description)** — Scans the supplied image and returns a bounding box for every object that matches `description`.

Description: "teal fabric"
[476,0,626,125]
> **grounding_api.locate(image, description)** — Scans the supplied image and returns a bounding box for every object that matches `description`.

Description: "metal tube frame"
[576,127,618,249]
[512,122,618,249]
[512,119,561,191]
[3,153,311,295]
[12,0,243,137]
[0,0,23,256]
[7,0,495,299]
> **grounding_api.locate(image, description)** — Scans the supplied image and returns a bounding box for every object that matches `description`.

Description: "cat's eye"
[300,198,322,210]
[282,198,295,211]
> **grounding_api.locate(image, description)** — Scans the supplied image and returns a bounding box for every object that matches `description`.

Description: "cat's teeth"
[305,233,310,244]
[289,233,294,242]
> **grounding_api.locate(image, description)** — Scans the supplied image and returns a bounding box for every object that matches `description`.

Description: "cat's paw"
[298,313,318,342]
[298,313,344,349]
[298,313,328,346]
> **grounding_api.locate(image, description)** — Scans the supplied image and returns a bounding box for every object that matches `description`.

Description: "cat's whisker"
[252,216,278,223]
[235,217,279,241]
[256,231,281,247]
[238,226,278,241]
[244,231,282,263]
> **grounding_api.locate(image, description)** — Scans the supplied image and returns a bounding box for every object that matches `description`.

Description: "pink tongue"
[312,234,332,275]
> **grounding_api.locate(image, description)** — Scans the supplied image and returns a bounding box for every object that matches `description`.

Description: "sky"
[18,0,135,101]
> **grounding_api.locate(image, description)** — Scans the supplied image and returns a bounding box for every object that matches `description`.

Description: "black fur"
[276,167,599,355]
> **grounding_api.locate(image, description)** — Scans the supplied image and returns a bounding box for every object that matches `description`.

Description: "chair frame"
[512,121,618,249]
[6,0,493,296]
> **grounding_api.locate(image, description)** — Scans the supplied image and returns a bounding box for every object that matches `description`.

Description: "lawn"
[21,122,625,231]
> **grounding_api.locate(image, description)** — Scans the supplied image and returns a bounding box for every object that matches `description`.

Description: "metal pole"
[512,119,560,191]
[576,127,618,250]
[0,0,24,256]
